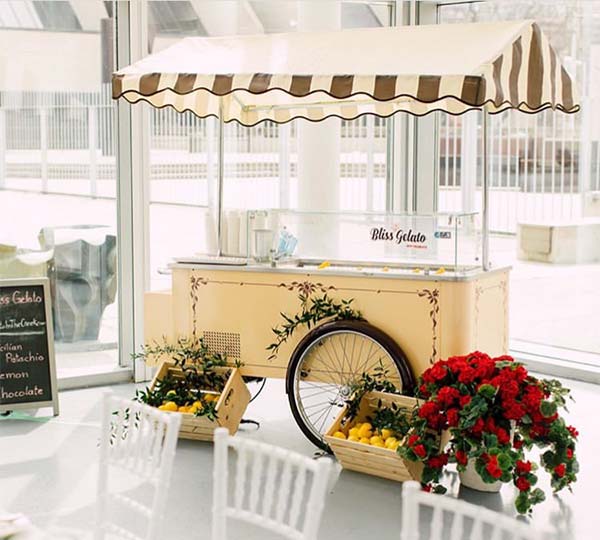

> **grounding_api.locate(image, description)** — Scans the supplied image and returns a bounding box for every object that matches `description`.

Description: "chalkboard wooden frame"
[0,277,59,416]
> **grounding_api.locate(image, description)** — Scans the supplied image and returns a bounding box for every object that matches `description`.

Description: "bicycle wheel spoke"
[292,327,405,446]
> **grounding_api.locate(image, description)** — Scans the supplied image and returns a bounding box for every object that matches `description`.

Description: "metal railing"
[0,84,595,233]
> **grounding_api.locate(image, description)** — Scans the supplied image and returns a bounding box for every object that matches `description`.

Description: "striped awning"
[112,20,579,126]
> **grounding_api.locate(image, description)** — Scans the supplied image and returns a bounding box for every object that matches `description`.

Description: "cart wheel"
[285,320,415,450]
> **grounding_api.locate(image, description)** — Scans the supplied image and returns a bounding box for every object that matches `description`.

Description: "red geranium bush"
[398,352,579,514]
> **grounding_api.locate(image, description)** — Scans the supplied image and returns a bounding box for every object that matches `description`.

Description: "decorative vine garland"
[266,292,364,360]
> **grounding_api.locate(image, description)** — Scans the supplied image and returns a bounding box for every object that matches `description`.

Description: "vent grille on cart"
[202,331,241,360]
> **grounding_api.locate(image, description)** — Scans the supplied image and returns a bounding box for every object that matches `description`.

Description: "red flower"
[408,434,420,447]
[522,386,544,412]
[499,380,519,401]
[437,386,460,407]
[455,450,468,466]
[459,394,472,407]
[566,448,574,460]
[427,453,449,469]
[422,484,432,493]
[502,400,526,420]
[496,428,510,446]
[513,438,524,450]
[418,402,440,421]
[515,477,531,492]
[458,367,477,384]
[413,445,427,458]
[516,460,532,475]
[482,456,502,478]
[446,408,460,427]
[418,384,430,397]
[554,464,566,478]
[485,455,503,479]
[471,418,485,437]
[567,426,579,439]
[430,364,447,381]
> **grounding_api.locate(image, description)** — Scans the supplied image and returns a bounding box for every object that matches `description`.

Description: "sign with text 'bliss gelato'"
[0,279,58,415]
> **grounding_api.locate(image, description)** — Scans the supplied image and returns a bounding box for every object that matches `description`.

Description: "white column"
[460,112,478,213]
[296,1,341,257]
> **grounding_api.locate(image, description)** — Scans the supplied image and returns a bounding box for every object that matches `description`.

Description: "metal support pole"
[216,103,225,256]
[482,109,490,270]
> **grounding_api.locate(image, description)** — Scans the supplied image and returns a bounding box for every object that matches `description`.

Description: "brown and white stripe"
[112,21,579,126]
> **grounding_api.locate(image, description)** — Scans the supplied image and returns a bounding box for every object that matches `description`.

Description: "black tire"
[285,320,415,450]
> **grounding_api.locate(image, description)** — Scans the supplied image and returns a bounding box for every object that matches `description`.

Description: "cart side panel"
[158,266,510,380]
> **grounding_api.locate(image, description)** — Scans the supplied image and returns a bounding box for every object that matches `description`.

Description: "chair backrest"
[212,428,331,540]
[96,393,182,540]
[400,481,540,540]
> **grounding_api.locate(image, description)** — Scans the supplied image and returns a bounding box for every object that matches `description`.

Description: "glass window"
[32,1,81,31]
[438,1,600,368]
[0,1,119,377]
[145,1,395,291]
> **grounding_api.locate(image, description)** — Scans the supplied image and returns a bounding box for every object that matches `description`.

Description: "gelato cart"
[113,20,579,448]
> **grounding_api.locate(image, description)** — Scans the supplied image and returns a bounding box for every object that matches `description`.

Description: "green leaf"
[540,400,557,418]
[477,384,497,399]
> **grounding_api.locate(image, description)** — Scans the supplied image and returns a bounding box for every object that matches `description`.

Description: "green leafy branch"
[267,293,364,360]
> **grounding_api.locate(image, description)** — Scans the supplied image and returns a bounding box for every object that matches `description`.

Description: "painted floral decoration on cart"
[398,352,579,514]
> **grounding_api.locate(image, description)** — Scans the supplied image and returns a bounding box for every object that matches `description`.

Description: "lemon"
[193,400,203,409]
[178,406,189,413]
[359,437,371,445]
[333,431,347,440]
[381,429,393,441]
[354,423,363,430]
[349,427,360,438]
[389,441,400,451]
[358,424,372,438]
[348,435,360,442]
[370,435,384,446]
[385,437,398,449]
[372,441,385,448]
[161,401,178,412]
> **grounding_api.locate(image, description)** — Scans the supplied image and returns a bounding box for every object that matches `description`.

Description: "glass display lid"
[239,209,482,275]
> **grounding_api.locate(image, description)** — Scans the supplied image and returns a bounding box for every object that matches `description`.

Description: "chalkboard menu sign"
[0,278,58,415]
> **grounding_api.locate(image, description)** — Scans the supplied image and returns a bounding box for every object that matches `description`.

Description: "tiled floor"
[1,375,599,540]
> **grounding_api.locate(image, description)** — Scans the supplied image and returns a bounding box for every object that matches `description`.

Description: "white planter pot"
[459,458,502,493]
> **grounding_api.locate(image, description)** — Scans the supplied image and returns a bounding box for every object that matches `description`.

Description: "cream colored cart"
[114,20,579,449]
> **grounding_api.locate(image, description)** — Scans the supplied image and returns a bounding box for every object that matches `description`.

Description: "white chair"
[212,427,331,540]
[95,393,182,540]
[400,481,540,540]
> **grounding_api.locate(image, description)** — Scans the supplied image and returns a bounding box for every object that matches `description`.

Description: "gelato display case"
[242,209,482,275]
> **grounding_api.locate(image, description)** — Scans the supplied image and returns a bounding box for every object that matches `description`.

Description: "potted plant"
[398,352,579,514]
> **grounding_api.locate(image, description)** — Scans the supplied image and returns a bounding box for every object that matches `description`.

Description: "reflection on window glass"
[0,1,119,376]
[32,0,81,31]
[149,1,206,35]
[145,1,394,290]
[438,1,600,363]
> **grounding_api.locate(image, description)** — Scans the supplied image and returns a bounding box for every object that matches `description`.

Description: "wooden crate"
[324,391,436,482]
[150,360,251,441]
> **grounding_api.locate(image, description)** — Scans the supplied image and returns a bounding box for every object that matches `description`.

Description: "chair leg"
[212,428,229,540]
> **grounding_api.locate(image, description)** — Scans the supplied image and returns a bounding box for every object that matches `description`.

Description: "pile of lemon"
[332,422,400,451]
[157,393,219,414]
